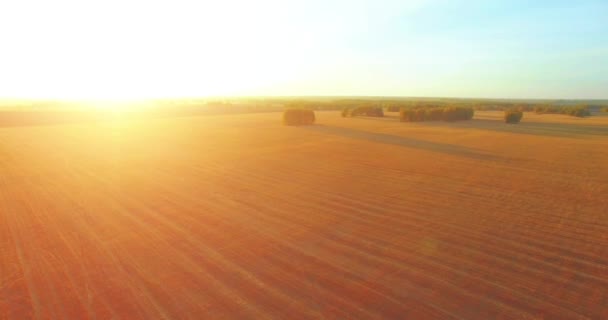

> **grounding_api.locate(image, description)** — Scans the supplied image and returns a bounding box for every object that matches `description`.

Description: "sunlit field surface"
[1,111,608,319]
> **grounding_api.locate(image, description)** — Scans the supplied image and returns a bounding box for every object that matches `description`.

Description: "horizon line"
[0,95,607,102]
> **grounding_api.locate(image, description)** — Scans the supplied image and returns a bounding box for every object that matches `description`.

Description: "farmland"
[1,110,608,319]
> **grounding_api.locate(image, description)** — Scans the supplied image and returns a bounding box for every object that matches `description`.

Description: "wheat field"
[1,111,608,319]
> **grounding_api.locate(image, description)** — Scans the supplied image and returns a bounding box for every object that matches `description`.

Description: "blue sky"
[0,0,606,99]
[289,0,608,99]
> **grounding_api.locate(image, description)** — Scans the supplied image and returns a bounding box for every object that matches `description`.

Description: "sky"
[0,0,606,99]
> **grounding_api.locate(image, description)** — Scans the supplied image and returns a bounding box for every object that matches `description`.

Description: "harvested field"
[1,110,608,319]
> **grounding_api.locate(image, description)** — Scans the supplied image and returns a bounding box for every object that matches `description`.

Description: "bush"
[504,110,523,124]
[283,109,315,126]
[341,108,349,117]
[425,108,444,121]
[400,108,424,122]
[369,107,384,117]
[442,106,474,121]
[386,106,400,112]
[467,108,475,120]
[399,108,413,122]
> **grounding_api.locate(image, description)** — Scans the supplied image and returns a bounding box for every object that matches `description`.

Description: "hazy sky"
[0,0,606,99]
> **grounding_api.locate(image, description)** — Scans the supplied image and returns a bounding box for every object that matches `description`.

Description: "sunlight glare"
[0,0,310,100]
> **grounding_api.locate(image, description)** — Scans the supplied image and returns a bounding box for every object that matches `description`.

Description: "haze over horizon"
[0,0,606,100]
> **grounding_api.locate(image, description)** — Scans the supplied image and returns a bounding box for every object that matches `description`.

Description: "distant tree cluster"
[342,106,384,117]
[192,98,604,119]
[399,106,474,122]
[283,109,315,126]
[534,105,591,117]
[567,106,592,117]
[273,98,603,126]
[504,110,523,124]
[474,103,543,112]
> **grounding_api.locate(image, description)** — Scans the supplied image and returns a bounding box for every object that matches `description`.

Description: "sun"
[0,0,314,102]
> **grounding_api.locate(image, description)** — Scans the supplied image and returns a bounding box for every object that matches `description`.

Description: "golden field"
[1,110,608,319]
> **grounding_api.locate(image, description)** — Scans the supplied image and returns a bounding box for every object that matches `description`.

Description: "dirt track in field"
[1,111,608,319]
